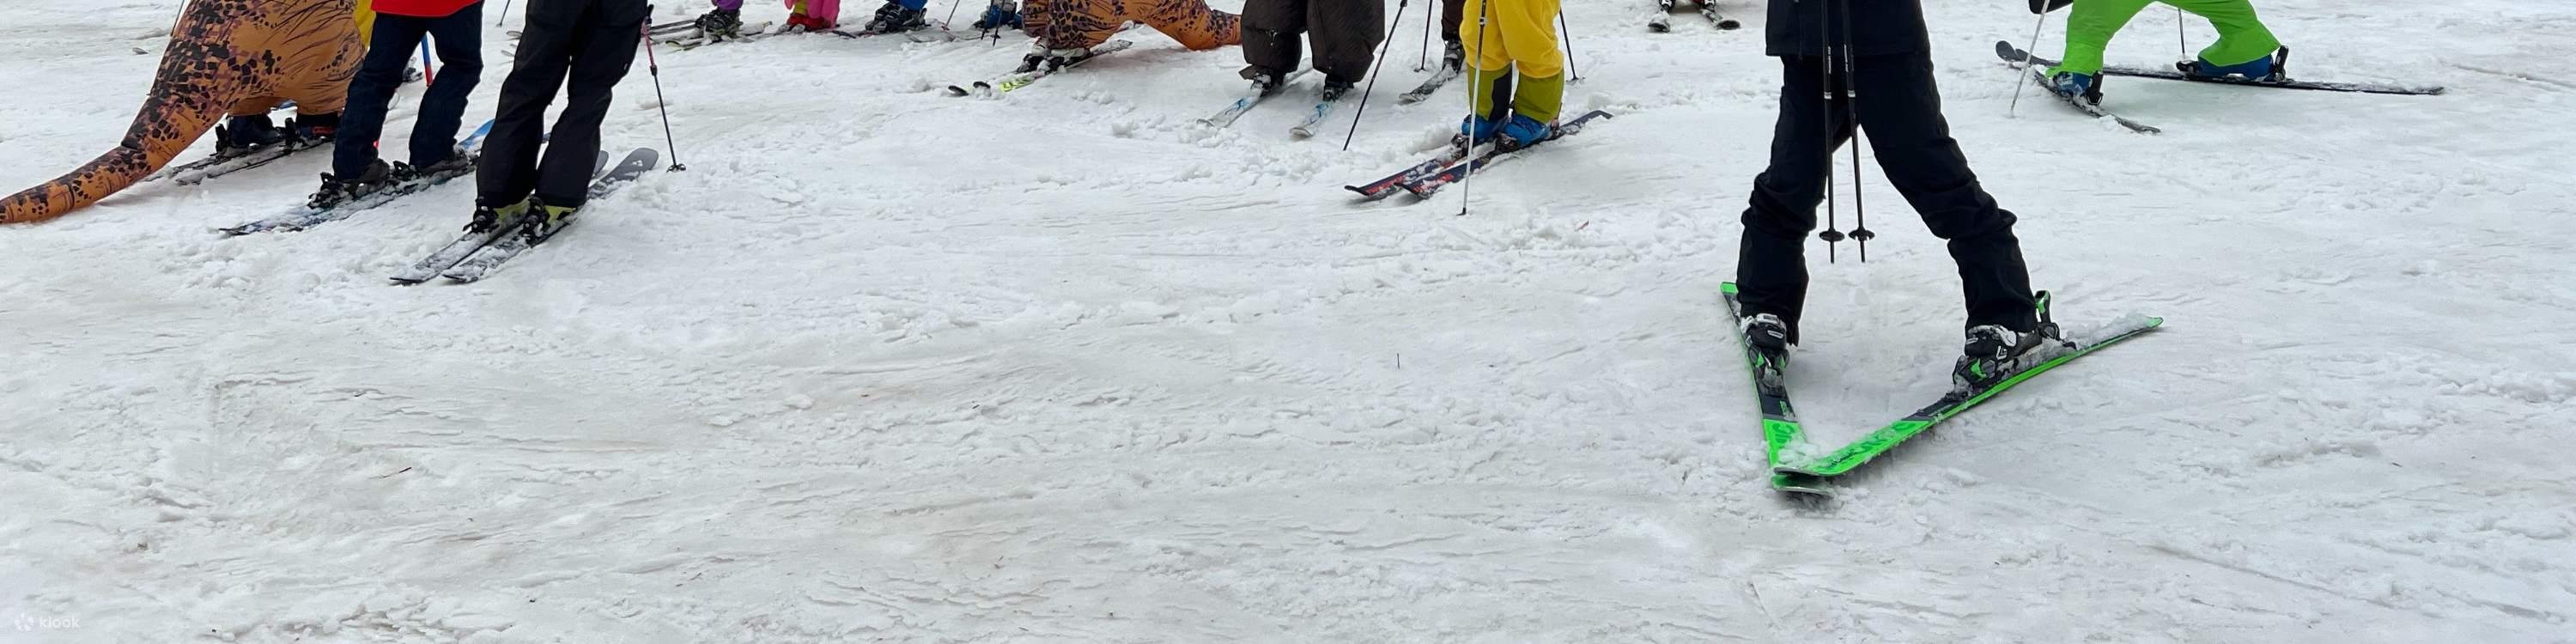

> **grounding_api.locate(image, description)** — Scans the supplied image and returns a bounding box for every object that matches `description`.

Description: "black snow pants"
[477,0,647,210]
[1735,52,2038,344]
[1241,0,1387,84]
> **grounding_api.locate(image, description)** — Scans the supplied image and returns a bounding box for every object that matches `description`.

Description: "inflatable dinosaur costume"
[1023,0,1240,52]
[2,0,361,224]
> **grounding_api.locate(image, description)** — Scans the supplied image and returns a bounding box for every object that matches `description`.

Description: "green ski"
[1776,312,2164,477]
[1720,283,1835,498]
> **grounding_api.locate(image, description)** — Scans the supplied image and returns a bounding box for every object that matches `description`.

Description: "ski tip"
[944,86,970,97]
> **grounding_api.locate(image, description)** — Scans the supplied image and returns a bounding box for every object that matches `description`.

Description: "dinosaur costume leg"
[1024,0,1236,51]
[2056,0,2280,76]
[1136,0,1240,51]
[2,0,360,224]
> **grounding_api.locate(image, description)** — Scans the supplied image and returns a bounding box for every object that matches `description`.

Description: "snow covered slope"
[3,0,2572,641]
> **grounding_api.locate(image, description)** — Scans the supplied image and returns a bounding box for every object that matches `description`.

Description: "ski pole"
[640,12,686,172]
[497,0,516,27]
[1838,0,1870,261]
[1416,0,1433,71]
[2005,3,2052,118]
[2174,7,2188,60]
[1342,0,1410,151]
[944,0,968,32]
[1459,0,1491,217]
[1557,10,1578,82]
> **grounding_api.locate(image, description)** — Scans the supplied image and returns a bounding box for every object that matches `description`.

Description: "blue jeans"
[334,3,485,178]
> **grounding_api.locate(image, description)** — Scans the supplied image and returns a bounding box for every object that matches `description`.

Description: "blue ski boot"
[1498,114,1555,149]
[1456,114,1500,149]
[2184,54,2275,80]
[972,0,1022,30]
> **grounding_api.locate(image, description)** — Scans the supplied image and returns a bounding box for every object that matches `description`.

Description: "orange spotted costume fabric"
[2,0,361,224]
[1021,0,1241,52]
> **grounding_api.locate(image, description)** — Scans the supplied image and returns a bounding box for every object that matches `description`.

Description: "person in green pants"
[2047,0,2281,98]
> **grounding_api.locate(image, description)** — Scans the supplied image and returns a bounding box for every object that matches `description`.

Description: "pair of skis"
[390,147,659,284]
[1647,0,1739,33]
[1344,109,1614,201]
[1200,69,1347,138]
[945,39,1134,97]
[1998,39,2445,135]
[1722,283,2164,499]
[218,119,500,235]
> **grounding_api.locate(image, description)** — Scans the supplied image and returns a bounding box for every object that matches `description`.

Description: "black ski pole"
[1417,0,1434,71]
[946,0,969,30]
[1459,0,1492,217]
[1838,0,1870,260]
[1814,0,1841,262]
[640,14,686,172]
[1558,10,1578,82]
[1343,0,1411,151]
[498,0,516,27]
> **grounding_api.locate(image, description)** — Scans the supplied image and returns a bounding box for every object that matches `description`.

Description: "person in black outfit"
[1735,0,2046,386]
[471,0,650,234]
[316,1,487,205]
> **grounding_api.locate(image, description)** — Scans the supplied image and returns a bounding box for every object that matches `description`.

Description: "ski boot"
[1321,79,1355,101]
[1019,44,1093,72]
[972,0,1022,30]
[2046,70,2095,100]
[1441,39,1464,72]
[1951,291,2073,392]
[2181,51,2278,82]
[696,8,744,38]
[404,148,477,180]
[466,197,530,234]
[307,158,392,209]
[216,114,287,157]
[1455,114,1501,149]
[519,198,580,245]
[1739,313,1791,352]
[865,1,928,33]
[1240,66,1293,94]
[293,112,340,144]
[1497,114,1555,150]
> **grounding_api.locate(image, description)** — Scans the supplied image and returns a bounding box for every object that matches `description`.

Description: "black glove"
[2028,0,2074,15]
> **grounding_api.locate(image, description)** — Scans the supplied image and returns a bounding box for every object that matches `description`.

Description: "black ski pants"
[1242,0,1387,84]
[477,0,647,209]
[336,3,484,177]
[1735,52,2037,344]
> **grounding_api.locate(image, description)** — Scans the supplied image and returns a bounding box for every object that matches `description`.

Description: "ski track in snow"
[3,0,2573,641]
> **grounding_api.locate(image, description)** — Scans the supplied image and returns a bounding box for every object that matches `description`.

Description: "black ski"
[1400,110,1614,198]
[1996,40,2444,96]
[392,148,652,284]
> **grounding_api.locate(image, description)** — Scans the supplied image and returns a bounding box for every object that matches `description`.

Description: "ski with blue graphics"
[1996,40,2444,95]
[1775,302,2164,479]
[2016,64,2162,135]
[1203,68,1314,127]
[219,119,498,235]
[1399,109,1614,198]
[1722,283,1836,498]
[433,148,659,283]
[391,148,647,284]
[1345,141,1486,201]
[945,39,1134,98]
[1287,92,1345,138]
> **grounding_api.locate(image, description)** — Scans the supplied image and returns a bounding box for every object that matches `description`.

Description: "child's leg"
[2053,0,2155,76]
[2170,0,2280,66]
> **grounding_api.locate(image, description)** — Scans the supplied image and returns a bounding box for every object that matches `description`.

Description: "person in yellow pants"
[1457,0,1562,149]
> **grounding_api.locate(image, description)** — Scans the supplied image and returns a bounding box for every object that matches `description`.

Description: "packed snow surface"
[3,0,2572,641]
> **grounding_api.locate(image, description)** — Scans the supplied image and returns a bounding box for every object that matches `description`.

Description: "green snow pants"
[2051,0,2281,76]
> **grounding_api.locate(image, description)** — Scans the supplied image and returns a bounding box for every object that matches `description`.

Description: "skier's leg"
[1307,0,1384,85]
[477,0,583,207]
[408,3,486,168]
[808,0,841,27]
[1138,0,1242,51]
[2171,0,2281,67]
[1736,56,1853,342]
[333,13,426,178]
[2051,0,2154,76]
[1239,0,1306,79]
[535,0,647,208]
[1853,52,2038,333]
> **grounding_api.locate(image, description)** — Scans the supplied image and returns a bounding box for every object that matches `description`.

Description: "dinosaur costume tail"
[2,0,359,225]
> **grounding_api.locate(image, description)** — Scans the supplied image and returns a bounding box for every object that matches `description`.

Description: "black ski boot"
[466,197,529,234]
[1952,291,2073,392]
[866,1,928,33]
[1739,313,1791,352]
[1442,39,1465,72]
[519,198,580,245]
[1240,66,1291,94]
[308,158,392,209]
[216,115,287,157]
[1321,80,1356,101]
[293,112,341,145]
[696,8,744,38]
